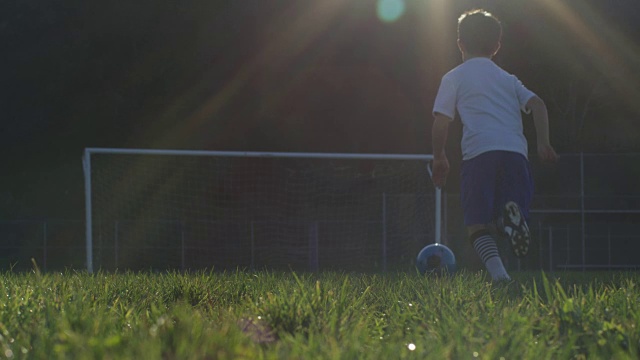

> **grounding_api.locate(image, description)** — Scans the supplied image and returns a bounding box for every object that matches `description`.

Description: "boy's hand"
[432,156,450,188]
[537,144,558,163]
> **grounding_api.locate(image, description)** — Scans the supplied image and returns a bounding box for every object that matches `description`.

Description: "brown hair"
[458,9,502,56]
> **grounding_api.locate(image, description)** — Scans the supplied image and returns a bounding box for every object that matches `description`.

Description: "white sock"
[485,257,511,281]
[472,233,511,281]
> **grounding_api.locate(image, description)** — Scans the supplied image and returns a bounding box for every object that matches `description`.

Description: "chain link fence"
[0,219,85,271]
[1,153,639,272]
[446,153,640,271]
[530,153,640,270]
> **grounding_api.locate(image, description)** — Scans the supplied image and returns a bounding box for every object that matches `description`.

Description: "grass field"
[1,268,639,359]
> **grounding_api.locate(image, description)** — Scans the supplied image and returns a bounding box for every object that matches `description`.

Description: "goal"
[83,148,443,273]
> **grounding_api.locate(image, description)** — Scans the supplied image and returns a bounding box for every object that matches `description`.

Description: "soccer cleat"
[497,201,530,258]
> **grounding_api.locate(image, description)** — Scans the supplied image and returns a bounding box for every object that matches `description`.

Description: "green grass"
[1,268,639,359]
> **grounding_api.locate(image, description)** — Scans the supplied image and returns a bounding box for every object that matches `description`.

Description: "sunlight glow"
[416,0,456,76]
[537,0,640,112]
[149,1,346,147]
[377,0,406,23]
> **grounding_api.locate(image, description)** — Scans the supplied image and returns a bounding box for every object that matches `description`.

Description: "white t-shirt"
[433,57,536,160]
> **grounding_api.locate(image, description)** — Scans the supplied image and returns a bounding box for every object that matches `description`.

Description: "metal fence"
[2,153,639,272]
[530,153,640,270]
[0,219,85,271]
[437,153,640,271]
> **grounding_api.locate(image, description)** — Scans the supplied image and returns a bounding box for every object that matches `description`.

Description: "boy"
[431,9,558,281]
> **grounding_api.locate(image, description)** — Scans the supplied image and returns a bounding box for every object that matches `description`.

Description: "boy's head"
[457,9,502,58]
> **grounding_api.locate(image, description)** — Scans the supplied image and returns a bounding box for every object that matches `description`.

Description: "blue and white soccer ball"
[416,243,457,275]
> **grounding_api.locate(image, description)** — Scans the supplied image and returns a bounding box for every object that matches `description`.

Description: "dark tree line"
[1,0,640,218]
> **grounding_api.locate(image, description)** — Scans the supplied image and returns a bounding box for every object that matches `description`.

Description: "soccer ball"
[416,243,457,275]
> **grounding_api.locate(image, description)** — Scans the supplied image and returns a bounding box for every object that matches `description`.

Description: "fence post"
[308,222,319,272]
[181,221,185,271]
[43,221,47,272]
[548,227,553,272]
[83,149,94,273]
[382,192,387,272]
[608,226,611,267]
[250,221,255,271]
[435,187,442,244]
[114,221,119,269]
[443,189,448,245]
[580,152,586,271]
[538,221,542,270]
[567,226,571,266]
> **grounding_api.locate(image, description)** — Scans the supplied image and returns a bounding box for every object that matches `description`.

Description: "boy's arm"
[431,113,452,187]
[526,96,559,163]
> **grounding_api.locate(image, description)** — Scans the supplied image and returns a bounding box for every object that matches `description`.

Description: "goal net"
[83,148,441,272]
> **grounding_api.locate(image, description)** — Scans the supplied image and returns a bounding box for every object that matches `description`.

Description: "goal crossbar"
[83,148,440,273]
[84,147,434,161]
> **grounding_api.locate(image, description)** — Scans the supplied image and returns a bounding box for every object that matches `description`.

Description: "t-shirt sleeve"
[513,76,537,114]
[432,75,456,120]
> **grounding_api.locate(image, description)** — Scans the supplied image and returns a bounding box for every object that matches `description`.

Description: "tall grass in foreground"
[0,269,639,359]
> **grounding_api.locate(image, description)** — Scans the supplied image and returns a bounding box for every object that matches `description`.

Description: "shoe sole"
[501,201,530,258]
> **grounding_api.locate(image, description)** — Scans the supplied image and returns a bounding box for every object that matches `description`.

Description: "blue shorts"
[460,151,533,226]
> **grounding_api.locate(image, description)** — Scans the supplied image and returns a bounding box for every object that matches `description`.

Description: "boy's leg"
[461,152,510,281]
[495,152,534,258]
[468,225,510,281]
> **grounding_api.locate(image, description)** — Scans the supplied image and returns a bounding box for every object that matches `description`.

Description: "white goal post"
[83,148,443,273]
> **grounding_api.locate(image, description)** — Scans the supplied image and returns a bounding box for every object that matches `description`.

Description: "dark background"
[2,0,640,221]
